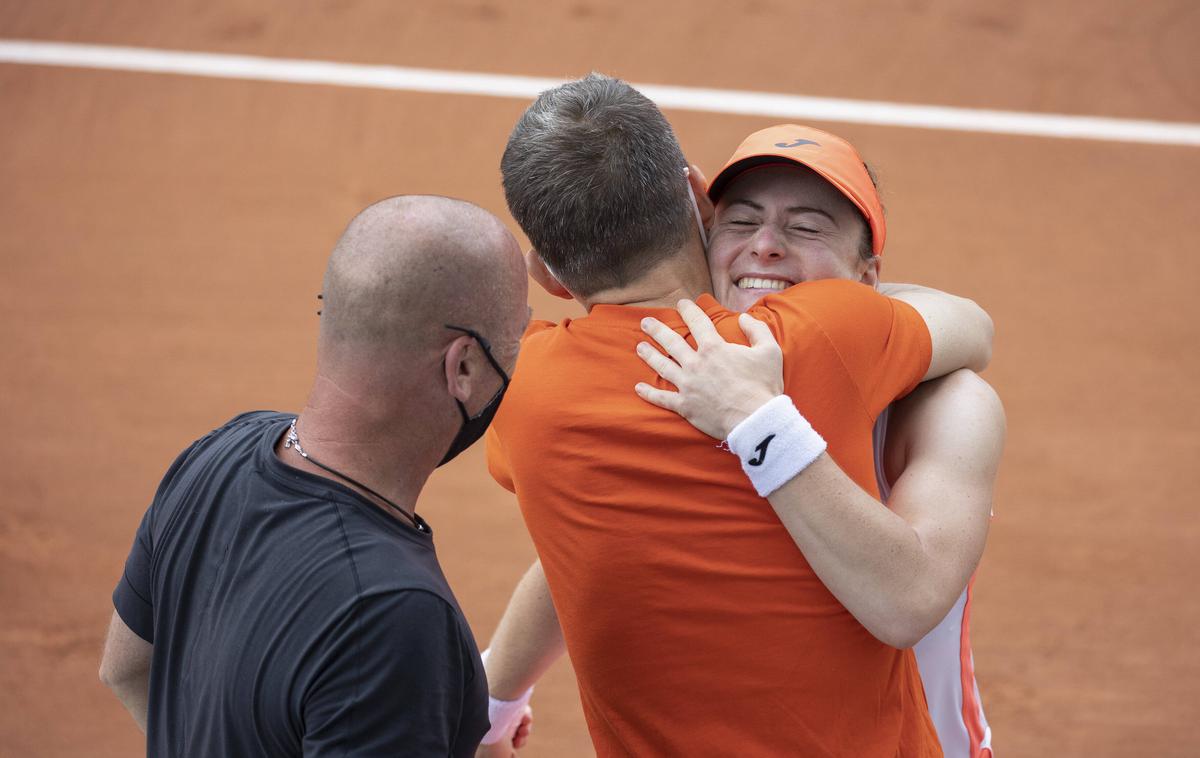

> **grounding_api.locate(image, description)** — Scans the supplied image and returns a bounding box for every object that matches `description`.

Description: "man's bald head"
[318,195,526,367]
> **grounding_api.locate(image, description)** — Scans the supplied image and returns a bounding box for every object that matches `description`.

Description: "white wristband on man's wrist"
[725,395,827,497]
[479,648,534,745]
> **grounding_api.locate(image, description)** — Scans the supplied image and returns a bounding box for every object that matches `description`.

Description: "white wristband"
[479,648,534,745]
[725,395,827,497]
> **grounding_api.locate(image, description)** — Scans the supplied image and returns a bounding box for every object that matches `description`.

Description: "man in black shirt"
[99,196,531,756]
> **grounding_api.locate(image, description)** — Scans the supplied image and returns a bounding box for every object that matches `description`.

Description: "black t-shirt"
[113,412,489,757]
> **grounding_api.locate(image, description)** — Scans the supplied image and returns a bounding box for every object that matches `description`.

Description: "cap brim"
[708,156,809,202]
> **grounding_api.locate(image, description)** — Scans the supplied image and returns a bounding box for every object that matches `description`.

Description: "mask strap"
[687,180,709,250]
[444,324,510,385]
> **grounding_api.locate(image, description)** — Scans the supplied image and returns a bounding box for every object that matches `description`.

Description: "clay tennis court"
[2,2,1198,756]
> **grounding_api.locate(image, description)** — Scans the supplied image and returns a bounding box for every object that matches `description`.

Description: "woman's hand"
[635,299,784,440]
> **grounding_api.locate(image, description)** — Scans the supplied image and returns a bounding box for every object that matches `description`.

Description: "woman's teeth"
[737,277,791,290]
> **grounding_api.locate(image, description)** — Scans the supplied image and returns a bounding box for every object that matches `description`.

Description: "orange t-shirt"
[487,279,940,757]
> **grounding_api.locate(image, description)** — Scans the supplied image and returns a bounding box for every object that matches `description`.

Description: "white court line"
[2,39,1199,147]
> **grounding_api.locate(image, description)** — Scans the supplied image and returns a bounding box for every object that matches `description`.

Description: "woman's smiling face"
[707,164,876,313]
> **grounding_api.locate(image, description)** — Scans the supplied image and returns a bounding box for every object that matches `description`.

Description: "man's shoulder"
[333,588,476,671]
[511,313,615,376]
[511,318,559,361]
[166,411,285,477]
[358,588,463,627]
[751,279,883,322]
[523,319,557,340]
[207,411,291,444]
[334,522,460,602]
[222,410,290,428]
[737,280,883,351]
[751,280,924,360]
[141,412,297,558]
[182,410,287,453]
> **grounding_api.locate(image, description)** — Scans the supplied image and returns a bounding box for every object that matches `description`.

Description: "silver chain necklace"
[284,419,428,533]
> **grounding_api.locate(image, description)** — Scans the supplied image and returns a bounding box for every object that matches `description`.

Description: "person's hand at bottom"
[475,706,533,757]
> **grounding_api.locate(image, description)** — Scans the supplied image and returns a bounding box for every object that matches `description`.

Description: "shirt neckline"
[257,415,435,544]
[576,293,726,330]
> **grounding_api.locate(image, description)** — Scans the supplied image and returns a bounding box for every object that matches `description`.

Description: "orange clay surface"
[2,2,1198,756]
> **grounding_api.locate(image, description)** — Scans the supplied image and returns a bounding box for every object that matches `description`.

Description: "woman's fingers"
[636,341,684,386]
[635,382,682,413]
[640,316,696,364]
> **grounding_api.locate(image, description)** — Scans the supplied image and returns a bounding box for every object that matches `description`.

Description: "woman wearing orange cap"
[635,124,1001,758]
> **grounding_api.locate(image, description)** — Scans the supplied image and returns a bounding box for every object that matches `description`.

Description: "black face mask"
[438,324,511,467]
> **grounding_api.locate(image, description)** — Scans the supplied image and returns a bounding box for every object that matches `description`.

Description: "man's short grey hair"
[501,73,692,297]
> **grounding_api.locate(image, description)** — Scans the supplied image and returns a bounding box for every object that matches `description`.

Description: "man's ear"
[526,249,573,300]
[443,337,474,404]
[687,164,715,230]
[860,256,881,288]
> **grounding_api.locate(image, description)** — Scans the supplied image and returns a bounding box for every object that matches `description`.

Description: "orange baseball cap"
[707,125,886,255]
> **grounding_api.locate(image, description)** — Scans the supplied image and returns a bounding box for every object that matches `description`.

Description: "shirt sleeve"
[301,591,487,757]
[764,279,932,418]
[112,506,155,644]
[484,318,555,495]
[110,436,210,644]
[485,427,515,493]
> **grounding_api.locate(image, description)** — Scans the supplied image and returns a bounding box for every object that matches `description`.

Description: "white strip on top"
[2,39,1199,147]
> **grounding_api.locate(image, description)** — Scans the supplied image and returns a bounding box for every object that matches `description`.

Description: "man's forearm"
[99,610,153,735]
[485,560,566,698]
[106,675,150,734]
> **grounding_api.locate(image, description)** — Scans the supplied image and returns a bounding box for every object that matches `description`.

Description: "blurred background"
[1,2,1198,755]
